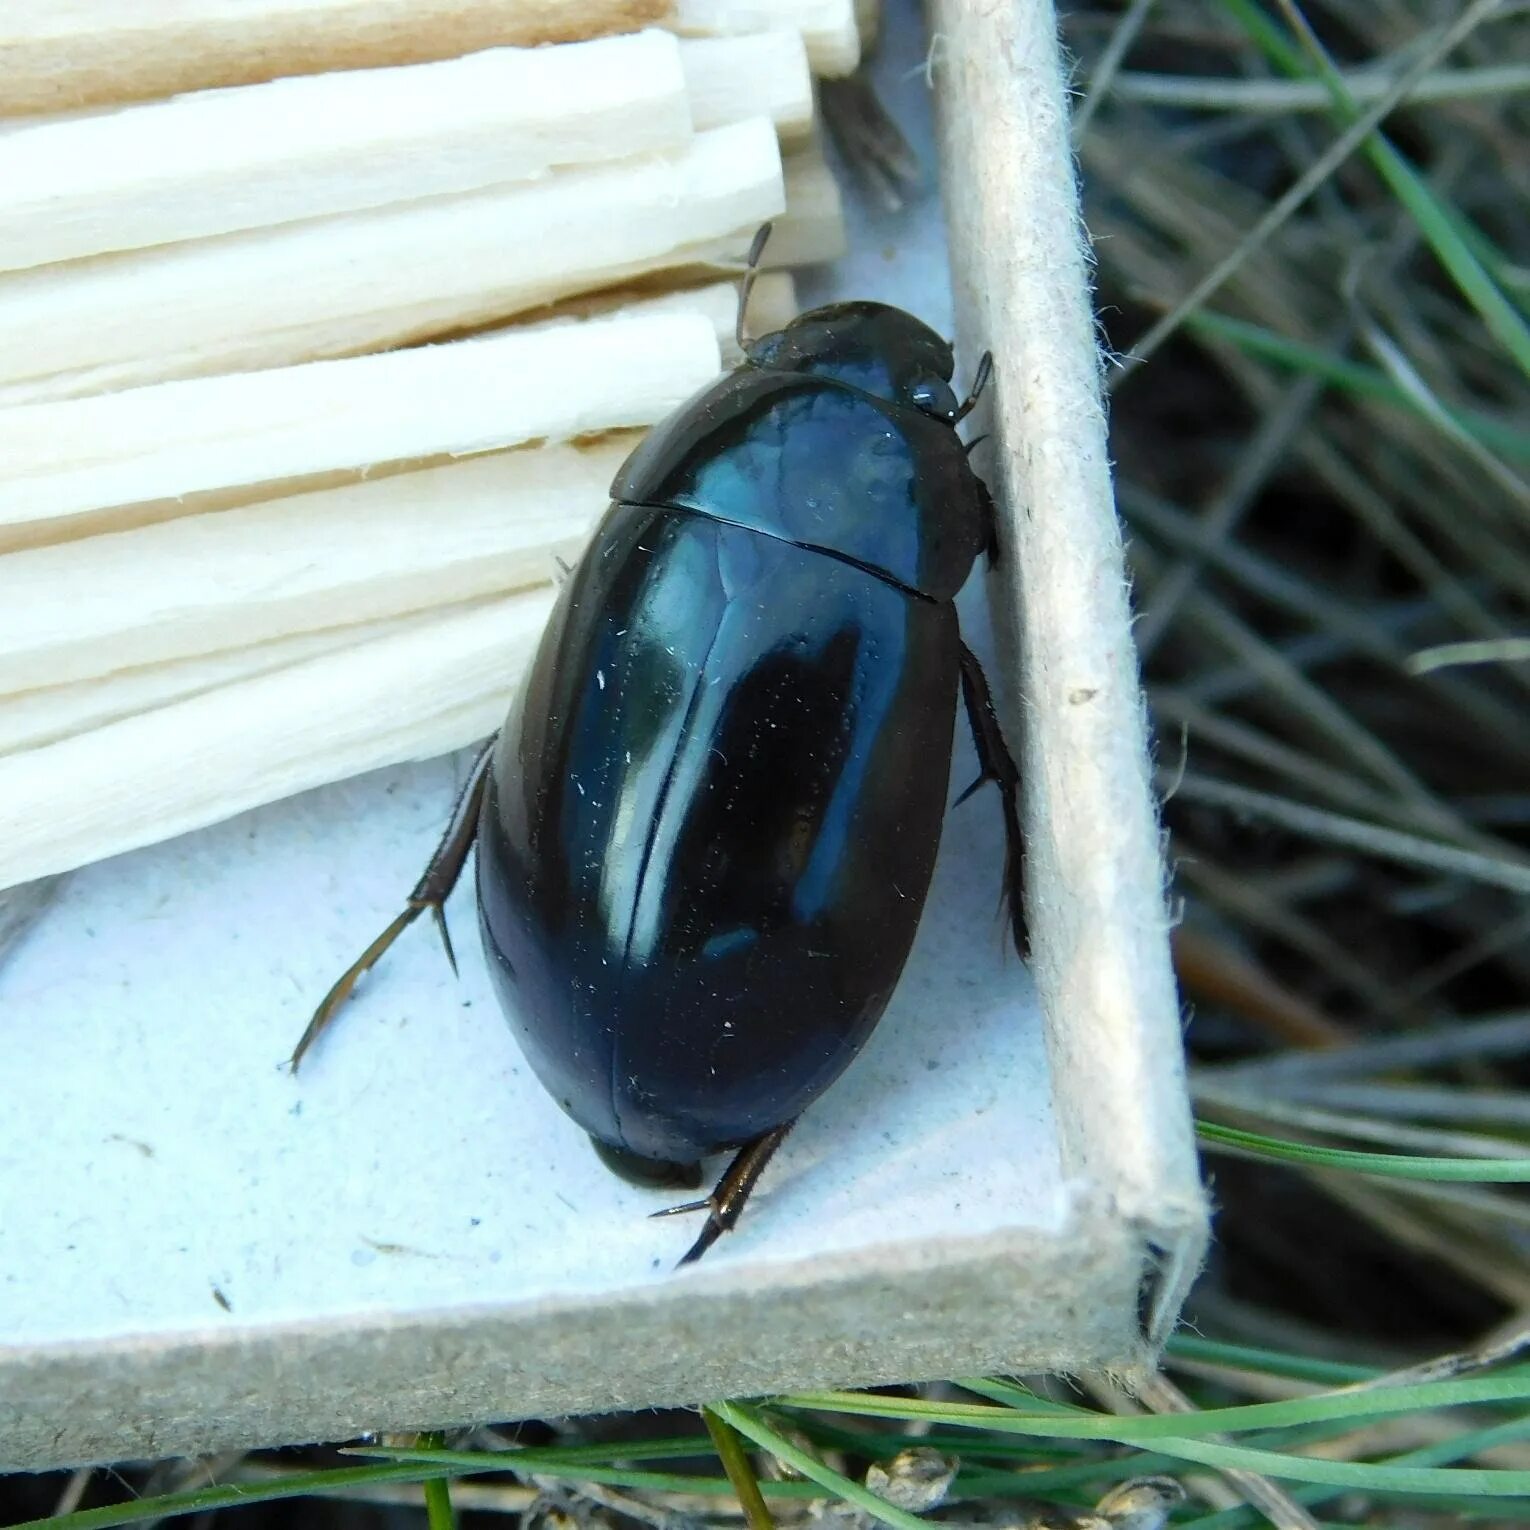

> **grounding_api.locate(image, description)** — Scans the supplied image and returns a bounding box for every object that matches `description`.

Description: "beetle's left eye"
[908,377,958,422]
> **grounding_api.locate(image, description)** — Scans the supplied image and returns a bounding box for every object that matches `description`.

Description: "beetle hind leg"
[956,644,1027,957]
[651,1121,796,1266]
[287,736,497,1072]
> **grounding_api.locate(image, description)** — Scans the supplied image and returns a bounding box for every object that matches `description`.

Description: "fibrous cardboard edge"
[1,1201,1148,1471]
[930,0,1210,1347]
[0,1,1209,1470]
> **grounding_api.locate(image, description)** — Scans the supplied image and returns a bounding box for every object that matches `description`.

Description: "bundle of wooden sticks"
[0,0,865,890]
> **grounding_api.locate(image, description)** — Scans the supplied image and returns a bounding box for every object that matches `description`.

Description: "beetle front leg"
[977,477,1002,567]
[955,644,1026,956]
[954,350,993,425]
[651,1120,796,1266]
[288,736,497,1071]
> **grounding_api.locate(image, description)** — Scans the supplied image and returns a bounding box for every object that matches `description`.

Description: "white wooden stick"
[0,0,675,115]
[0,2,855,117]
[0,119,782,401]
[0,32,691,274]
[854,0,881,48]
[0,31,815,275]
[546,272,797,362]
[681,31,813,142]
[675,0,859,76]
[766,146,849,267]
[0,280,789,554]
[0,590,554,891]
[6,236,797,416]
[0,608,436,757]
[0,311,717,530]
[0,436,632,694]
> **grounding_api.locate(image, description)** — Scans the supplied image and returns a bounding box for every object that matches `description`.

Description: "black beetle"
[292,230,1025,1264]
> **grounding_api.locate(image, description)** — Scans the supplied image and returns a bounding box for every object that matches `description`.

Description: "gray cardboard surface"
[0,0,1205,1469]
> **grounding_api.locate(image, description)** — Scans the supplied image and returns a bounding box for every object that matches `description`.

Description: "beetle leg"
[651,1120,796,1266]
[956,644,1026,955]
[977,476,1002,567]
[287,737,497,1072]
[953,349,993,424]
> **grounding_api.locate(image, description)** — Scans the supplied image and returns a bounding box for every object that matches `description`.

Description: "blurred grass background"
[6,0,1530,1525]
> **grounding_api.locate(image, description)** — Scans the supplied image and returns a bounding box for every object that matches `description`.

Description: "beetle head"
[747,301,961,424]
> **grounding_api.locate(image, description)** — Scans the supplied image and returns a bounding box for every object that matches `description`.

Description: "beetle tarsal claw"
[649,1197,713,1220]
[658,1122,796,1264]
[423,900,458,977]
[952,770,990,807]
[677,1219,727,1267]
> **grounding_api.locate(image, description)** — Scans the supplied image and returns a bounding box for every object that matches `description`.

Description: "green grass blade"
[1165,1334,1379,1385]
[1141,1433,1530,1495]
[711,1400,932,1530]
[703,1404,777,1530]
[13,1435,760,1530]
[1178,1415,1530,1530]
[9,1462,461,1530]
[783,1388,1530,1495]
[1182,311,1530,462]
[952,1456,1187,1497]
[342,1436,722,1469]
[784,1375,1530,1437]
[346,1447,782,1496]
[957,1378,1097,1413]
[1217,0,1530,377]
[423,1473,456,1530]
[1196,1120,1530,1180]
[418,1432,457,1530]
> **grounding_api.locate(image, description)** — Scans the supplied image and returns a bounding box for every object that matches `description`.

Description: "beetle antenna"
[954,350,993,424]
[735,222,773,356]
